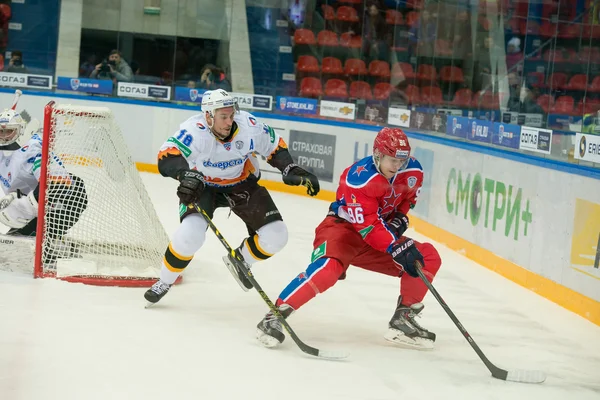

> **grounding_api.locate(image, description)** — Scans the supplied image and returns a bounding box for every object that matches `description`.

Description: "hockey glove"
[0,190,38,229]
[282,164,320,197]
[387,212,409,238]
[390,238,423,278]
[177,169,205,204]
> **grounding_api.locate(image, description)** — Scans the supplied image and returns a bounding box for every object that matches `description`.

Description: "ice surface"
[1,173,599,400]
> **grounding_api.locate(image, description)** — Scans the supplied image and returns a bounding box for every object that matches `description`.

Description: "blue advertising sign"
[446,116,470,138]
[467,119,492,143]
[491,122,521,149]
[174,86,206,103]
[547,114,582,130]
[275,96,318,115]
[472,109,501,122]
[57,77,113,95]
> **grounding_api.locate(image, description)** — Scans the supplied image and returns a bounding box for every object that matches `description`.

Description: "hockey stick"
[191,203,349,361]
[416,263,546,383]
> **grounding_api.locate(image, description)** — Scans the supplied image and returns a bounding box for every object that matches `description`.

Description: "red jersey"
[328,155,423,253]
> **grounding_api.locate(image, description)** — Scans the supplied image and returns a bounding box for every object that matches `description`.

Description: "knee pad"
[256,220,288,255]
[171,213,208,256]
[420,243,442,275]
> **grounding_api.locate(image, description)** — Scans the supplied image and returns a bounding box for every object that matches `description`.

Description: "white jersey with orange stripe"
[0,134,70,196]
[158,111,285,187]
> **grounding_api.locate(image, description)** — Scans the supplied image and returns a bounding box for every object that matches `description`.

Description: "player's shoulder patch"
[405,157,423,172]
[236,110,259,128]
[183,113,207,132]
[346,156,379,188]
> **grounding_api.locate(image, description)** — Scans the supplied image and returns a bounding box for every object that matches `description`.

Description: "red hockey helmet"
[373,127,411,167]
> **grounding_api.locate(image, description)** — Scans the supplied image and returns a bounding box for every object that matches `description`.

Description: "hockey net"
[34,101,169,286]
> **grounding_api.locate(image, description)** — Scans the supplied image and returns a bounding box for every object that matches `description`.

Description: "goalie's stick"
[416,263,546,383]
[191,202,349,361]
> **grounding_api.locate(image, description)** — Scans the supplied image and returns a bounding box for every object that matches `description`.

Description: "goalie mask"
[0,109,26,147]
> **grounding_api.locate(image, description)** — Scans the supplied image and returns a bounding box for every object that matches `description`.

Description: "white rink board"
[2,91,598,303]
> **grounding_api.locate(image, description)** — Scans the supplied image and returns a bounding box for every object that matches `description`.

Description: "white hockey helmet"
[201,89,239,116]
[0,108,26,146]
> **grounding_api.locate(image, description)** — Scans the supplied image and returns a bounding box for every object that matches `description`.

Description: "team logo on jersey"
[235,140,244,150]
[223,142,231,151]
[70,79,80,90]
[248,117,257,126]
[407,176,417,188]
[347,194,361,207]
[189,89,199,102]
[353,165,367,176]
[196,122,206,130]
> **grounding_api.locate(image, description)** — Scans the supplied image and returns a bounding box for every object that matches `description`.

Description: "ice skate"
[384,296,436,350]
[144,280,172,307]
[256,304,294,348]
[222,248,253,291]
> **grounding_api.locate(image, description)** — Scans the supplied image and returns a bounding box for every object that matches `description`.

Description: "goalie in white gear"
[0,92,88,263]
[145,89,320,304]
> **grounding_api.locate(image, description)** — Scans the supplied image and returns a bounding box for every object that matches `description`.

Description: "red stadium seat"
[369,60,391,79]
[324,79,349,98]
[405,11,419,27]
[536,94,554,113]
[416,64,436,82]
[373,82,393,100]
[386,10,404,25]
[565,74,588,91]
[297,55,320,74]
[392,62,415,80]
[421,86,443,106]
[336,6,359,22]
[440,66,465,83]
[339,32,362,48]
[344,58,368,76]
[453,88,473,108]
[321,57,344,74]
[350,81,373,99]
[299,77,322,98]
[550,96,575,115]
[317,30,338,47]
[321,5,335,21]
[294,29,316,45]
[547,72,568,90]
[589,76,600,92]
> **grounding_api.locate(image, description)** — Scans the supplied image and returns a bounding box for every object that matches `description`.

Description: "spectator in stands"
[507,83,544,114]
[473,35,502,92]
[409,9,436,59]
[361,1,389,63]
[187,80,197,89]
[6,50,27,73]
[198,64,231,91]
[451,10,474,85]
[79,54,97,78]
[90,49,133,82]
[505,37,523,74]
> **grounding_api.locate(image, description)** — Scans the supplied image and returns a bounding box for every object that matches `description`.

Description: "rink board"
[2,90,598,325]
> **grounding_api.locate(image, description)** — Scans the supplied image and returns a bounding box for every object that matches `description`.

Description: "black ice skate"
[222,248,253,291]
[144,280,172,307]
[384,296,436,350]
[256,304,294,348]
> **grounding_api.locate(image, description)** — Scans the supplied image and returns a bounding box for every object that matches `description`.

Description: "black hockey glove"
[387,212,409,238]
[282,164,320,197]
[177,170,205,204]
[390,238,423,278]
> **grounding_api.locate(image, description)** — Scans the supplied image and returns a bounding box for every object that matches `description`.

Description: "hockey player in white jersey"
[144,89,320,304]
[0,91,88,263]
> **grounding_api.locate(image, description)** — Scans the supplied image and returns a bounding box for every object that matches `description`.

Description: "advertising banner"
[0,72,52,89]
[519,126,552,154]
[57,77,113,95]
[319,100,356,120]
[117,82,171,100]
[288,130,336,182]
[275,96,317,115]
[575,132,600,163]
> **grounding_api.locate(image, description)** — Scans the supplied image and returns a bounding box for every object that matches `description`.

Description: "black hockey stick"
[192,203,349,360]
[416,264,546,384]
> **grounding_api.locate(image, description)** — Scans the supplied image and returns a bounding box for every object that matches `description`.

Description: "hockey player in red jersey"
[256,127,442,350]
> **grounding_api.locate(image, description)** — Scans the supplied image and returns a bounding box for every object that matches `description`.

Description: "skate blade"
[384,328,435,350]
[222,255,250,292]
[144,301,158,309]
[256,328,282,348]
